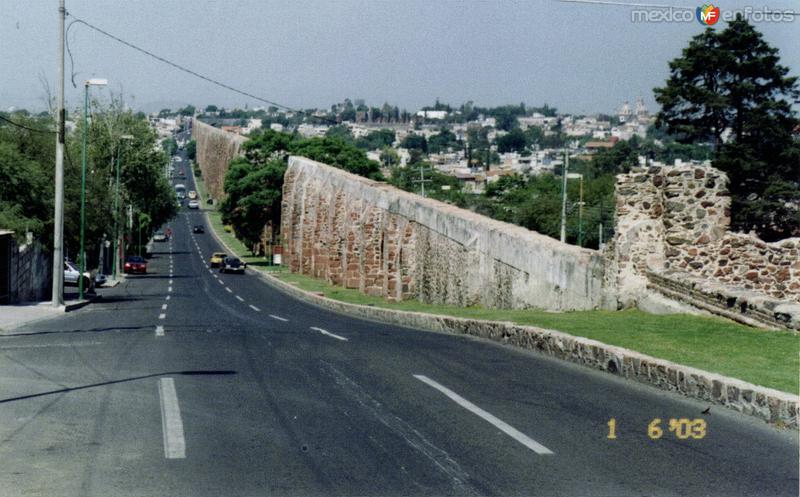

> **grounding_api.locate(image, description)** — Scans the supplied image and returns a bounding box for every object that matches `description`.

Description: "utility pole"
[578,174,584,247]
[560,149,568,243]
[413,163,432,198]
[51,0,66,307]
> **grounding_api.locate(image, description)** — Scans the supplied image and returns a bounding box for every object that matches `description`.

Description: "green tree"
[379,146,399,168]
[177,105,196,116]
[496,128,527,153]
[186,139,197,161]
[162,137,178,156]
[400,133,427,152]
[221,129,383,249]
[427,129,459,154]
[654,16,799,239]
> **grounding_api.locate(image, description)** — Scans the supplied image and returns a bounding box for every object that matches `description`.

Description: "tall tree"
[654,16,799,240]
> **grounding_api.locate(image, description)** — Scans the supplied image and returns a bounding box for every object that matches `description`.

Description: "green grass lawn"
[191,169,800,394]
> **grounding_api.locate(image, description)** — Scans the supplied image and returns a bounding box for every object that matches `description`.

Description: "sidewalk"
[0,301,65,333]
[0,278,121,333]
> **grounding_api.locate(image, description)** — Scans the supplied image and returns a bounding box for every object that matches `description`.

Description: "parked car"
[123,255,147,274]
[220,256,246,274]
[188,199,200,209]
[192,225,205,234]
[153,231,167,242]
[64,261,91,288]
[209,252,227,268]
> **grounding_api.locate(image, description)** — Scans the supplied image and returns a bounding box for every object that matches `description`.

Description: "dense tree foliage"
[186,139,197,161]
[654,16,799,239]
[221,130,383,249]
[0,104,177,266]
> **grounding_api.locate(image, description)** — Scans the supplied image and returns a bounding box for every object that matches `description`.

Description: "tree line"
[0,99,177,267]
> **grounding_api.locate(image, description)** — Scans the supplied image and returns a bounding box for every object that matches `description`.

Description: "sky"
[1,0,798,116]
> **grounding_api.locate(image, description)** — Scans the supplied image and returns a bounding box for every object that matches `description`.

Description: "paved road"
[0,143,796,496]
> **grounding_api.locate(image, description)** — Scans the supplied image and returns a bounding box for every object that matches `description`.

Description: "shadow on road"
[0,370,238,404]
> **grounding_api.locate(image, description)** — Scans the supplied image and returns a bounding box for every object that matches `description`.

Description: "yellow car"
[209,252,227,268]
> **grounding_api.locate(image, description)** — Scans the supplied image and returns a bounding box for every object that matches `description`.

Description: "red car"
[124,255,147,274]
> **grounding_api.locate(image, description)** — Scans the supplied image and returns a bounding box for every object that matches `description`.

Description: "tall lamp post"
[111,134,134,281]
[79,78,108,300]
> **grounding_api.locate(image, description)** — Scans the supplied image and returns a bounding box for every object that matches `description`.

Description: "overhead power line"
[0,115,56,134]
[64,14,338,125]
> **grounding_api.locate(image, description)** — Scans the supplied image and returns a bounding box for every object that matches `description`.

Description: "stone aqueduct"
[193,120,800,330]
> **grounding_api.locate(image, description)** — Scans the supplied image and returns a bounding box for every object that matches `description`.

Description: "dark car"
[192,225,205,234]
[124,255,147,274]
[220,256,246,274]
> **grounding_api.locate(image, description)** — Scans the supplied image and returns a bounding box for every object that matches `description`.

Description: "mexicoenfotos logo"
[631,4,796,23]
[696,4,721,25]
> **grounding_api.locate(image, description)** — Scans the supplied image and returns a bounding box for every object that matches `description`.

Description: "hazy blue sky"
[2,0,798,115]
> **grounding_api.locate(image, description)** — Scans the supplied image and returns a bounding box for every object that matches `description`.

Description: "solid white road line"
[158,313,166,320]
[413,375,554,455]
[155,325,165,337]
[235,295,244,302]
[269,314,288,322]
[158,378,186,459]
[249,304,261,312]
[225,287,233,293]
[161,304,168,310]
[310,326,348,341]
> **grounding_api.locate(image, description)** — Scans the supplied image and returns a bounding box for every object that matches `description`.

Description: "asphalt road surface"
[0,143,796,497]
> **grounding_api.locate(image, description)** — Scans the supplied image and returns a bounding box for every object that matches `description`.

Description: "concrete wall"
[609,163,800,330]
[282,156,608,311]
[192,119,247,202]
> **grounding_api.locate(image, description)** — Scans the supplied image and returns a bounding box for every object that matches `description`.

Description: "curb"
[200,173,797,429]
[64,294,102,312]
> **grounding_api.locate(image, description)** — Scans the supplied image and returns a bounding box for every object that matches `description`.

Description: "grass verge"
[192,169,800,393]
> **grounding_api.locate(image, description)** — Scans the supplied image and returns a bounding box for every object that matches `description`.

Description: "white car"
[64,261,91,288]
[188,199,200,209]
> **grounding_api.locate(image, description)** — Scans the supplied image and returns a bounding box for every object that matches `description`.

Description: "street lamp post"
[111,134,134,281]
[79,78,107,300]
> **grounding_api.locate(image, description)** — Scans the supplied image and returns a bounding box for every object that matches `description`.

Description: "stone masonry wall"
[192,119,247,202]
[610,163,800,329]
[282,156,609,311]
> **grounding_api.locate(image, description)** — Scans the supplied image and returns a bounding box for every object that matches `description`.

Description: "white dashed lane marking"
[249,305,261,312]
[155,325,165,337]
[161,304,168,310]
[225,287,233,294]
[269,314,288,322]
[413,375,554,455]
[158,313,166,320]
[310,326,348,341]
[158,378,186,459]
[235,295,244,302]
